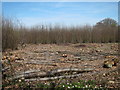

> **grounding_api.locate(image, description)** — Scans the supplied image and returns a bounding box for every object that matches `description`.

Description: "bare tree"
[2,17,118,51]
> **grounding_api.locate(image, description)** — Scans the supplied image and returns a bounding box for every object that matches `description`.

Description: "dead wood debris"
[8,68,94,81]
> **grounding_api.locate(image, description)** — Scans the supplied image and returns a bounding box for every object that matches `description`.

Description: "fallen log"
[26,67,118,81]
[8,68,94,81]
[9,71,47,81]
[48,68,94,75]
[16,70,43,75]
[14,72,47,80]
[24,62,57,65]
[25,73,90,81]
[24,60,82,65]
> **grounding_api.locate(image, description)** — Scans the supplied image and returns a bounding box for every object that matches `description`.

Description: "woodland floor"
[2,43,120,88]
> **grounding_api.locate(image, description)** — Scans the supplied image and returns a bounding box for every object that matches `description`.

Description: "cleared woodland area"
[1,17,120,89]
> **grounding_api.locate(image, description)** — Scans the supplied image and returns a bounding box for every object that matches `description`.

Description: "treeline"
[2,17,118,51]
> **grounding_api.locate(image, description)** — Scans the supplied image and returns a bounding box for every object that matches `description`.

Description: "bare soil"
[2,43,120,88]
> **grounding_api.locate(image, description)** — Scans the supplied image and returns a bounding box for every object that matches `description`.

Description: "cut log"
[25,73,90,81]
[24,62,57,65]
[14,72,47,79]
[9,71,48,80]
[26,68,118,81]
[24,60,82,65]
[48,68,94,75]
[8,68,94,81]
[16,70,42,75]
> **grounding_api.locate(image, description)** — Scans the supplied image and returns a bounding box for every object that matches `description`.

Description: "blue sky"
[2,0,120,2]
[2,2,118,27]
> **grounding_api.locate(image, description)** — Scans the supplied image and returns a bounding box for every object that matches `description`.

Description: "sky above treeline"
[2,2,118,27]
